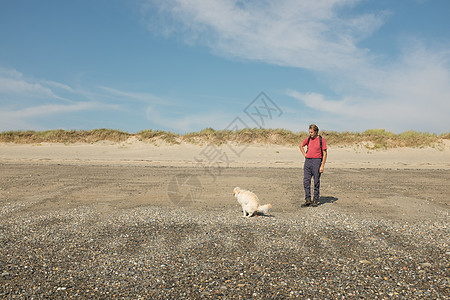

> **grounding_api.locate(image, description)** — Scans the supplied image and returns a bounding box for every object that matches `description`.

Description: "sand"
[1,141,449,298]
[1,139,449,169]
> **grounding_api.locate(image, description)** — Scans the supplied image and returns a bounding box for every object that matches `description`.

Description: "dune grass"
[0,129,131,144]
[321,129,445,149]
[0,128,448,149]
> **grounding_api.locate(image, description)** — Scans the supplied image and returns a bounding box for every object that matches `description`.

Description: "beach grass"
[0,129,131,144]
[0,128,448,148]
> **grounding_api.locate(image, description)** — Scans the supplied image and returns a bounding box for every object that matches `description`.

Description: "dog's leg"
[245,212,255,218]
[242,209,247,217]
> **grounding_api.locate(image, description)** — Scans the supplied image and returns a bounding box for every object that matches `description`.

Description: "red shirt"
[302,136,327,159]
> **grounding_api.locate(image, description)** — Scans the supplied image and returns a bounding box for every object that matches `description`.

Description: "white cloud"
[0,102,120,131]
[142,0,450,133]
[41,80,74,93]
[0,76,62,100]
[97,86,168,104]
[288,44,450,133]
[146,105,233,133]
[0,66,184,131]
[12,102,118,118]
[0,68,72,103]
[141,0,388,70]
[0,68,142,131]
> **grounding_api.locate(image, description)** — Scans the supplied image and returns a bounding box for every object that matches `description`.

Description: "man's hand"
[299,145,307,158]
[320,149,327,173]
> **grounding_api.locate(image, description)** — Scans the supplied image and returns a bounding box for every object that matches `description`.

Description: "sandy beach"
[1,141,449,298]
[1,139,449,169]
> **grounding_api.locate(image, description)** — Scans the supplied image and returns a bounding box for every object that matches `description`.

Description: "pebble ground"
[0,164,449,299]
[1,205,448,299]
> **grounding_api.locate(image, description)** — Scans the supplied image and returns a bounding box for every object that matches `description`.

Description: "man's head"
[309,124,319,138]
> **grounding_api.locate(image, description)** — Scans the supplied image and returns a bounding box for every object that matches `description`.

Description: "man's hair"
[309,124,319,133]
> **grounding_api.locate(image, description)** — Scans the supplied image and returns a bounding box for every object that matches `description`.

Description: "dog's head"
[232,187,240,197]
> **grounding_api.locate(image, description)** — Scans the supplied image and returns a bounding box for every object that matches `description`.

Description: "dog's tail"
[257,204,272,214]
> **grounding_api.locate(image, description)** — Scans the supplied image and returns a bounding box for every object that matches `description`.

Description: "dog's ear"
[233,187,239,196]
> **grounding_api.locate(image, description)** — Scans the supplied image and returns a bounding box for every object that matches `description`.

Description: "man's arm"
[319,149,327,173]
[299,144,307,158]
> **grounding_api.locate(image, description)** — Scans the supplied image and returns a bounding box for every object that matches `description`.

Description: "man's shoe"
[311,198,319,207]
[301,198,312,207]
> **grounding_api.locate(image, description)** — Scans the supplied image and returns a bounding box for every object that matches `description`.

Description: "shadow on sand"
[248,212,275,218]
[318,196,339,206]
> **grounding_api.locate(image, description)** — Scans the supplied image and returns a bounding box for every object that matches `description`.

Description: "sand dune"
[1,139,449,169]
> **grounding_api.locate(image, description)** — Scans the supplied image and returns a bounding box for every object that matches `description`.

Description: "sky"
[1,0,449,134]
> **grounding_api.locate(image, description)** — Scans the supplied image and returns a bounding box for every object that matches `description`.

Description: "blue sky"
[1,0,449,134]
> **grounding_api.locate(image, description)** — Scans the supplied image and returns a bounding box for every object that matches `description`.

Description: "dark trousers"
[303,158,322,199]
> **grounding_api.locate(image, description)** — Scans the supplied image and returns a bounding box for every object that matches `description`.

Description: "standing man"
[299,124,327,207]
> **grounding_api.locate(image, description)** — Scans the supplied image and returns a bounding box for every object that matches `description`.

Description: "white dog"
[233,187,272,217]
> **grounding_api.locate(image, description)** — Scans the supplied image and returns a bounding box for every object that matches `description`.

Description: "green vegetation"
[137,129,180,144]
[0,128,448,148]
[0,129,130,144]
[321,129,445,149]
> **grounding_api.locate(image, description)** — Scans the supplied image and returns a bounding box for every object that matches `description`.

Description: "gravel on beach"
[0,164,449,299]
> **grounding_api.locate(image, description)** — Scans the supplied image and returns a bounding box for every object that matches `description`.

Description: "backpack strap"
[319,135,322,152]
[306,136,311,153]
[319,135,323,157]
